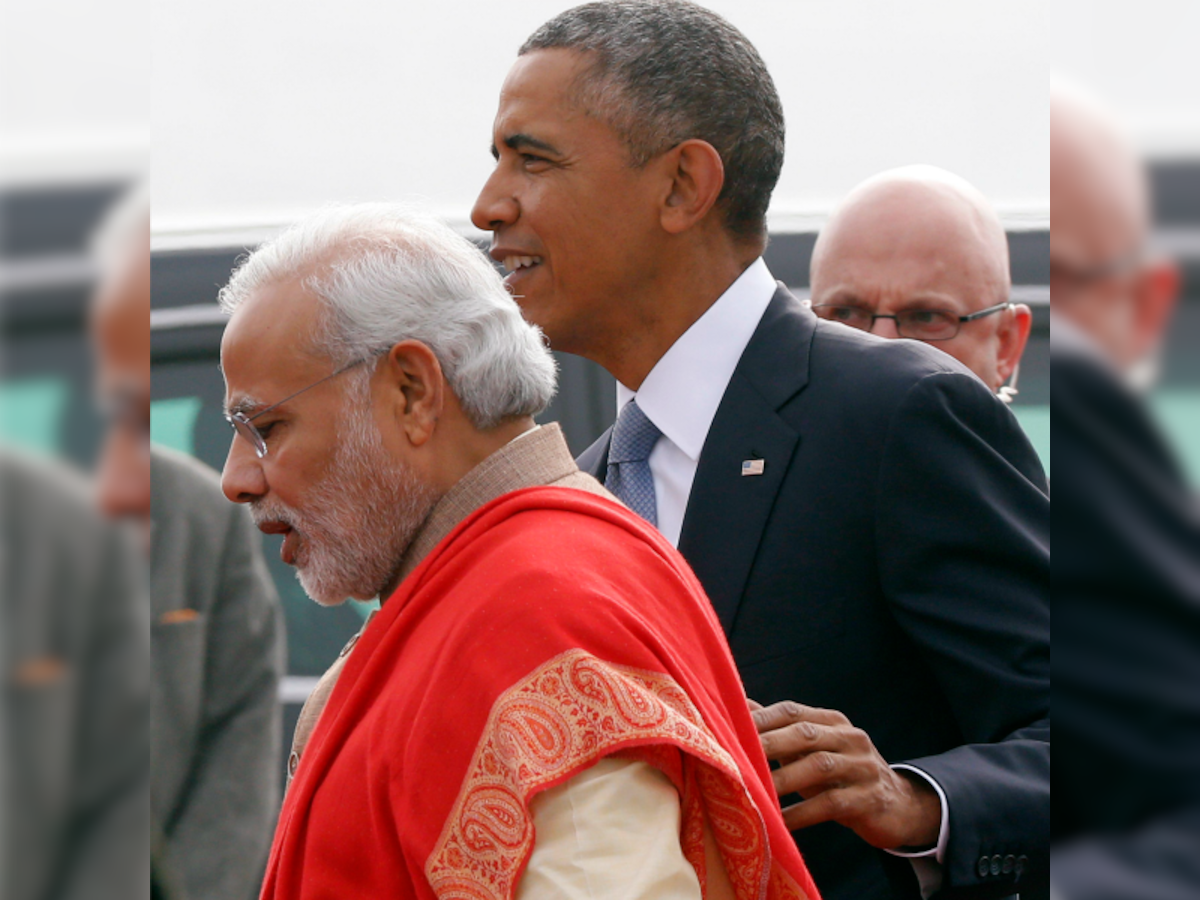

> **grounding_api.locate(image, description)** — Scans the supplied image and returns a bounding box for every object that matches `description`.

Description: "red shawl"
[262,487,819,900]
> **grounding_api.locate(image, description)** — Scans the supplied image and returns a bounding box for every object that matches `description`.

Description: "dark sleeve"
[57,525,152,900]
[874,371,1050,898]
[164,501,285,900]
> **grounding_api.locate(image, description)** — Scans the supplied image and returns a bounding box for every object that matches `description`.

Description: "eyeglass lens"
[227,415,268,458]
[813,306,960,341]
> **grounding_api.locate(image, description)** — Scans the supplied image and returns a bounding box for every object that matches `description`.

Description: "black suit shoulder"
[765,310,1048,494]
[809,317,1029,433]
[575,287,1050,900]
[701,291,1049,900]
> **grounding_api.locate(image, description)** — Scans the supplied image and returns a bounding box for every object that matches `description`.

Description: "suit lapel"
[678,286,815,632]
[577,425,613,481]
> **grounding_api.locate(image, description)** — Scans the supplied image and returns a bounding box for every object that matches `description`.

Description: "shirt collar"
[617,257,777,461]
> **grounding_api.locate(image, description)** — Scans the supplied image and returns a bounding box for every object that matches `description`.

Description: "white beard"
[252,404,438,606]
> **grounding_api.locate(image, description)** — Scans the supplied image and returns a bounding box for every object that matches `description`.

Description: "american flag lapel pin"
[741,458,766,476]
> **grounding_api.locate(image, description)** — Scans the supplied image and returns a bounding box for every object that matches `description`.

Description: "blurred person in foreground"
[91,188,286,900]
[0,452,149,900]
[471,4,1049,899]
[810,166,1032,402]
[218,204,820,900]
[1050,83,1200,900]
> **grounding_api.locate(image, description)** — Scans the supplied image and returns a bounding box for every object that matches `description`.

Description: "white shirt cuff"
[887,764,950,899]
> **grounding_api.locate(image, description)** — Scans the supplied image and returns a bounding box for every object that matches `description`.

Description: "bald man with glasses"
[810,166,1032,402]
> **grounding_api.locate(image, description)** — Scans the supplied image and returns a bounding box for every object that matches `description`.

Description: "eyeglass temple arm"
[959,300,1015,323]
[244,356,375,423]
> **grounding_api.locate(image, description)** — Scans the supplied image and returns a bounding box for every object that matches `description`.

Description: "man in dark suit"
[1050,83,1200,900]
[471,3,1050,898]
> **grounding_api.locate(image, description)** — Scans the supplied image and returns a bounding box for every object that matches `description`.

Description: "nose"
[221,433,268,504]
[869,316,901,339]
[96,426,151,521]
[470,168,519,233]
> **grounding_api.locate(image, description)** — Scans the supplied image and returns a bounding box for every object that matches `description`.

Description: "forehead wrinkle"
[818,275,969,311]
[819,285,869,304]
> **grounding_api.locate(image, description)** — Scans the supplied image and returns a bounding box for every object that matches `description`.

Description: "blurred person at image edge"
[1050,81,1200,900]
[0,449,150,900]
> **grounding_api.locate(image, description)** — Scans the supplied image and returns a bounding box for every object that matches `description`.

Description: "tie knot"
[609,399,662,464]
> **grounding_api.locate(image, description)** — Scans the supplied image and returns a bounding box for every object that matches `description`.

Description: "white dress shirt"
[616,258,950,897]
[615,257,777,548]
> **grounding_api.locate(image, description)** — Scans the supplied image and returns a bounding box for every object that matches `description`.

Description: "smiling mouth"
[503,255,543,273]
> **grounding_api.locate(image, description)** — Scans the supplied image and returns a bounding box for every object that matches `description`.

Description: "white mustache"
[251,500,301,532]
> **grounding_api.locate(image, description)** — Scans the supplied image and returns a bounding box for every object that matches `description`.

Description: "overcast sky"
[4,0,1195,245]
[148,0,1052,241]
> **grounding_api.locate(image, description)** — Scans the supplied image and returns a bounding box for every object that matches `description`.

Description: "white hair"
[218,203,557,429]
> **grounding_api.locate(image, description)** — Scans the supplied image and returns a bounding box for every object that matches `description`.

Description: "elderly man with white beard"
[217,204,820,900]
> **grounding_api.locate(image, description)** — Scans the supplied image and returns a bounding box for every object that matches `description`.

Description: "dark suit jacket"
[579,286,1050,900]
[1052,346,1200,898]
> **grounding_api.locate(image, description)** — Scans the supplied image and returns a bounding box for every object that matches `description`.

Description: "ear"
[995,303,1033,384]
[1132,258,1180,356]
[381,340,445,447]
[659,139,725,235]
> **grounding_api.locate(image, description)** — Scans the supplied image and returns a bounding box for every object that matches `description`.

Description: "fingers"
[746,698,764,711]
[770,748,877,798]
[751,704,938,850]
[781,788,864,833]
[750,701,850,734]
[758,716,866,762]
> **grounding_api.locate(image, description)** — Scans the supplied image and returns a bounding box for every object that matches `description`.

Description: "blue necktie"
[606,399,662,526]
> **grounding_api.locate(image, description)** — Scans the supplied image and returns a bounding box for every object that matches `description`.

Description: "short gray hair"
[521,0,784,244]
[218,203,557,429]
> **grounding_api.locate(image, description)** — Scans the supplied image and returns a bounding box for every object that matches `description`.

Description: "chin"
[527,310,584,356]
[295,569,361,608]
[512,292,548,327]
[311,594,351,608]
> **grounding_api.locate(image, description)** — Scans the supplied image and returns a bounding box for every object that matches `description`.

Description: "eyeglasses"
[97,383,151,436]
[811,300,1013,341]
[224,355,378,459]
[1050,248,1144,302]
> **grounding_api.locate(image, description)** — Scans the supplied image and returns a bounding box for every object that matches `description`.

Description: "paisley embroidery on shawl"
[768,864,815,900]
[425,649,775,900]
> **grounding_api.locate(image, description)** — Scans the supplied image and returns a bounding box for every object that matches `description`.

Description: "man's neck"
[378,416,539,602]
[445,416,539,484]
[594,241,762,391]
